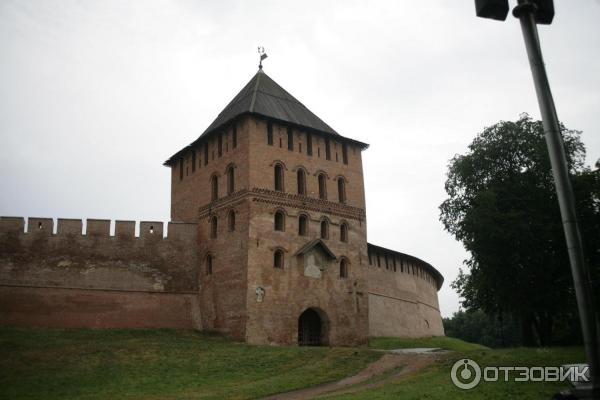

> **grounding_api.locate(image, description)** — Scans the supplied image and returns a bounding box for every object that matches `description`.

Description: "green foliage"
[443,310,522,348]
[329,347,585,399]
[369,336,487,351]
[0,328,380,400]
[439,114,599,346]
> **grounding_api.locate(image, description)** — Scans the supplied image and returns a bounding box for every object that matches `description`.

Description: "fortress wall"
[367,247,444,337]
[0,286,200,329]
[0,217,200,330]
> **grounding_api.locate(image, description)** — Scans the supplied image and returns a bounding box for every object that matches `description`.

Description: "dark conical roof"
[203,69,339,137]
[164,69,367,166]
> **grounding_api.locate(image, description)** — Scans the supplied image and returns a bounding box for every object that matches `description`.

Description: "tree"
[443,310,521,348]
[440,114,598,346]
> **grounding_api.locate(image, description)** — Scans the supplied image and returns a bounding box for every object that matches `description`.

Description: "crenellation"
[140,221,163,238]
[1,217,197,242]
[115,220,135,237]
[57,218,83,235]
[87,219,110,236]
[0,216,25,233]
[28,217,54,234]
[1,68,444,343]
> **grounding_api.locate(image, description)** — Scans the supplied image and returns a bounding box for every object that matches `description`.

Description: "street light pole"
[513,2,599,398]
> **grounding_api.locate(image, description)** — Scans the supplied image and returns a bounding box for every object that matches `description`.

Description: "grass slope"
[369,336,488,351]
[330,346,585,399]
[0,328,380,400]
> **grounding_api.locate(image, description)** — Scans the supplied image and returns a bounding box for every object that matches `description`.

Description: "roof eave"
[163,112,369,166]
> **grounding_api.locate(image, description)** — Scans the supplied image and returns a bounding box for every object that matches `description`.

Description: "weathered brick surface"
[0,286,200,329]
[170,117,250,222]
[367,251,444,337]
[0,218,200,329]
[0,101,445,342]
[197,198,249,341]
[168,113,444,345]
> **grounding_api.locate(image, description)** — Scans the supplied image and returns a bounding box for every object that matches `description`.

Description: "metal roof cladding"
[164,68,368,166]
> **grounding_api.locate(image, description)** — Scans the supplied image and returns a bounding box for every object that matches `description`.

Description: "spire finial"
[258,46,268,69]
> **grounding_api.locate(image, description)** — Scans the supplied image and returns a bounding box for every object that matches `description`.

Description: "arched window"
[318,173,327,200]
[274,249,284,269]
[340,259,348,278]
[274,211,285,231]
[298,214,308,236]
[274,164,284,192]
[338,177,346,204]
[297,169,306,195]
[228,210,235,232]
[320,219,329,239]
[206,254,213,275]
[340,223,348,242]
[210,216,218,238]
[211,175,219,201]
[227,166,235,195]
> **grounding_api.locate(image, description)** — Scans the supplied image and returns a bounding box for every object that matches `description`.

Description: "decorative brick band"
[197,188,365,220]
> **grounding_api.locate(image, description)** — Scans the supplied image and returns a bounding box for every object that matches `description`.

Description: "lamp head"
[475,0,510,21]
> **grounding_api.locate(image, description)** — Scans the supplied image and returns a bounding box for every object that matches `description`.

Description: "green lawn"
[369,336,488,351]
[330,346,585,399]
[0,328,379,400]
[0,328,586,400]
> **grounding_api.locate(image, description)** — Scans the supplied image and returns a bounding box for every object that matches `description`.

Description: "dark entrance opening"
[298,308,323,346]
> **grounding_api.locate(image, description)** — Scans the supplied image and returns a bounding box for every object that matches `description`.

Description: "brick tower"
[165,67,370,345]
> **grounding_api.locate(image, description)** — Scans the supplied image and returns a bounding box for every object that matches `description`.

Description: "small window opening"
[299,215,308,236]
[274,211,285,231]
[206,255,213,275]
[287,127,293,151]
[210,216,218,239]
[340,223,348,242]
[227,166,235,195]
[297,169,306,195]
[318,174,327,200]
[338,178,346,204]
[274,249,284,269]
[228,210,235,232]
[320,219,329,239]
[211,175,219,201]
[267,121,273,145]
[340,259,348,278]
[274,164,284,192]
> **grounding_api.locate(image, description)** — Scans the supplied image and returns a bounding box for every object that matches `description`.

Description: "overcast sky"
[1,1,599,317]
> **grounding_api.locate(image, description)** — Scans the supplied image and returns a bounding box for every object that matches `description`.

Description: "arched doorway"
[298,308,326,346]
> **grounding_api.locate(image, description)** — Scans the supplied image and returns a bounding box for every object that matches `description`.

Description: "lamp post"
[475,1,599,398]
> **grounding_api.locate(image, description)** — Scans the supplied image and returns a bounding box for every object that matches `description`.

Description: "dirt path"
[262,352,441,400]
